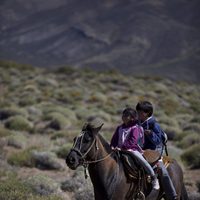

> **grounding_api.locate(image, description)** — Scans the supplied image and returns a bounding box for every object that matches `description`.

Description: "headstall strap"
[83,163,89,179]
[72,130,113,179]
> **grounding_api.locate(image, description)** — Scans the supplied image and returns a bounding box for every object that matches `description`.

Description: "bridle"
[71,129,113,178]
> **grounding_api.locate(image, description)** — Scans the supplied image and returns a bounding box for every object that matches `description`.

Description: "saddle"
[120,150,172,181]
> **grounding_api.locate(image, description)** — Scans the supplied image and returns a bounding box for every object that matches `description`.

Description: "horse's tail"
[180,183,189,200]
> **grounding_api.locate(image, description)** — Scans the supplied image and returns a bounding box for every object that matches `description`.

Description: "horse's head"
[66,119,104,170]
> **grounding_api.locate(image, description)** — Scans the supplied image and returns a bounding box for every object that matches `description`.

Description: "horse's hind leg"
[180,184,189,200]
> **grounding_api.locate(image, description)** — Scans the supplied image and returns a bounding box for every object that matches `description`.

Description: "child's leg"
[158,160,177,199]
[131,150,160,190]
[131,150,155,176]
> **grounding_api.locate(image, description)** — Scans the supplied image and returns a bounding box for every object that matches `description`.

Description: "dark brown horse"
[66,122,188,200]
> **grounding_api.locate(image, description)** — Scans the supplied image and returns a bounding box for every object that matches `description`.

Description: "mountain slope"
[0,0,200,82]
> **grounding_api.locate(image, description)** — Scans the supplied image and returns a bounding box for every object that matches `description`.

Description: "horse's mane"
[97,133,122,164]
[98,133,112,153]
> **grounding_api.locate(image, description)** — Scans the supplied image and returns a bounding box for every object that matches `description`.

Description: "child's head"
[122,107,138,125]
[136,101,153,122]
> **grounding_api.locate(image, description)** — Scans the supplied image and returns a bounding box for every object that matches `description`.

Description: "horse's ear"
[86,116,104,135]
[92,123,104,135]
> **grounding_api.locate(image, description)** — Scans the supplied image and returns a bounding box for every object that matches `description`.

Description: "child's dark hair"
[122,107,138,118]
[136,101,153,117]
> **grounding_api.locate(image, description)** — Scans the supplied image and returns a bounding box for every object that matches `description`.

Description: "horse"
[66,121,188,200]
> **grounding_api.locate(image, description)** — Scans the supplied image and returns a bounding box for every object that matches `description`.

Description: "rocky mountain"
[0,0,200,82]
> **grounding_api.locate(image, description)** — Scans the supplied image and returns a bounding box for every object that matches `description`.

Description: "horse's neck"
[88,136,124,199]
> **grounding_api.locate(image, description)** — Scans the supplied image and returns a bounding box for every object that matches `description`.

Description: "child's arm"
[145,123,162,145]
[122,127,142,152]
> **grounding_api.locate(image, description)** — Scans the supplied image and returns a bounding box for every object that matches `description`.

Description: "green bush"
[183,123,200,133]
[159,98,180,115]
[7,147,37,167]
[0,175,62,200]
[19,93,40,106]
[7,133,27,149]
[88,92,107,104]
[42,105,76,121]
[44,112,71,130]
[0,107,27,120]
[5,116,33,131]
[0,126,12,137]
[0,60,33,70]
[0,175,33,200]
[177,133,200,149]
[25,175,60,196]
[181,144,200,169]
[56,143,73,159]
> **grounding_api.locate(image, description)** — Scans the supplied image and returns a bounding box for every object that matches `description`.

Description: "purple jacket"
[110,122,144,153]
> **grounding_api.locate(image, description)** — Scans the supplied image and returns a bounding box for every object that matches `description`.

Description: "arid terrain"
[0,61,200,199]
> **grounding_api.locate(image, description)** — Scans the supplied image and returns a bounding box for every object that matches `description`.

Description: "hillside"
[0,61,200,199]
[0,0,200,83]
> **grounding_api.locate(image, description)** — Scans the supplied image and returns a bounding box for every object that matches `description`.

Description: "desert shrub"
[0,175,33,200]
[79,109,111,123]
[55,143,73,159]
[32,195,62,200]
[0,107,26,120]
[50,131,67,140]
[7,147,37,167]
[31,151,64,170]
[152,82,169,94]
[174,113,193,128]
[27,106,43,122]
[158,98,180,115]
[7,133,27,149]
[0,60,33,70]
[68,88,84,101]
[0,175,62,200]
[189,99,200,113]
[88,92,107,104]
[74,189,94,200]
[25,175,60,196]
[5,115,33,131]
[166,145,183,165]
[74,107,94,120]
[42,105,77,121]
[188,192,200,200]
[23,84,40,92]
[177,133,200,149]
[55,66,75,75]
[19,93,40,106]
[0,126,12,137]
[190,115,200,123]
[158,115,180,128]
[181,144,200,169]
[34,76,58,88]
[61,169,93,200]
[183,123,200,133]
[44,112,71,130]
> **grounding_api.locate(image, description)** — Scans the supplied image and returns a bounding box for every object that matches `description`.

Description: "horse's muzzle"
[66,150,82,170]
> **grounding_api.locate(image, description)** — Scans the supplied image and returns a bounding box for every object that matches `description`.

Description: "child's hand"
[144,129,151,135]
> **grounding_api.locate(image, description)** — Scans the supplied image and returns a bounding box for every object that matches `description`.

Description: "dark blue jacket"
[140,116,164,153]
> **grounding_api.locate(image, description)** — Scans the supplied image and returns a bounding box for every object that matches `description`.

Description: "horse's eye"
[84,133,92,142]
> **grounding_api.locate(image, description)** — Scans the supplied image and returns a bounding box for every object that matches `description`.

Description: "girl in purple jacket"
[110,107,159,190]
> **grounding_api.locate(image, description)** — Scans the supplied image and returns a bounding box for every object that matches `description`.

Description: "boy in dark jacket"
[136,101,177,200]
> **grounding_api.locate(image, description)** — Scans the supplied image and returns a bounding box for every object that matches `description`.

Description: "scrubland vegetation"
[0,60,199,199]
